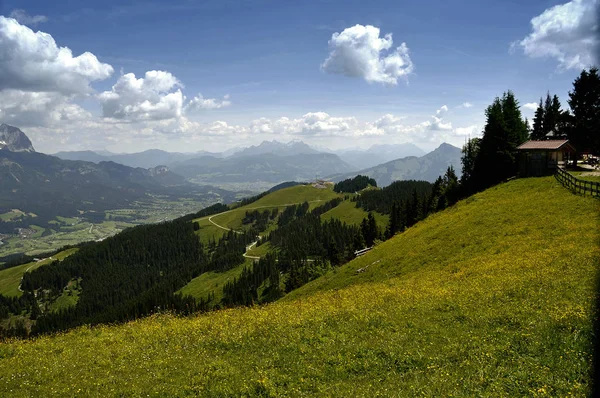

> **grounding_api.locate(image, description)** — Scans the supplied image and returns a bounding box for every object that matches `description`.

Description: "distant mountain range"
[337,143,426,170]
[46,127,460,191]
[330,143,462,186]
[53,149,222,169]
[230,140,320,158]
[53,140,428,172]
[172,152,353,184]
[54,140,356,188]
[0,125,234,231]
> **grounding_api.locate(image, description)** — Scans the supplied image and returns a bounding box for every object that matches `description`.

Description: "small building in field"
[517,139,576,177]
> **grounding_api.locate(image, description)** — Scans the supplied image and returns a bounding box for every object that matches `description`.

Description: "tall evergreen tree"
[460,137,480,194]
[542,92,553,136]
[567,67,600,160]
[385,202,399,239]
[471,91,528,190]
[541,92,562,137]
[531,97,545,139]
[361,213,378,246]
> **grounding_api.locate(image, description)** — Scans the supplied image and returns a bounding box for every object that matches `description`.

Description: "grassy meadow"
[321,199,389,229]
[0,249,78,297]
[193,184,342,240]
[0,177,597,396]
[177,259,252,303]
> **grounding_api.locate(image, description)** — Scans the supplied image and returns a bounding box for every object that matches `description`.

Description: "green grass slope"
[205,184,341,231]
[287,177,598,298]
[0,249,78,297]
[320,199,389,228]
[0,177,597,396]
[177,259,252,303]
[191,184,342,245]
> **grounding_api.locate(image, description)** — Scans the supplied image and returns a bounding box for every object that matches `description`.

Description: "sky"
[0,0,598,154]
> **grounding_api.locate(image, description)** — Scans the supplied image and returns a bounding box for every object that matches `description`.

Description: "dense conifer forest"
[333,175,377,193]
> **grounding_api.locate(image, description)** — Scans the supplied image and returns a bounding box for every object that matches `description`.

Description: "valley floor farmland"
[0,177,597,396]
[0,195,222,259]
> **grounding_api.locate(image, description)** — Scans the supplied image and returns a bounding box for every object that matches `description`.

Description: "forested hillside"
[0,175,457,335]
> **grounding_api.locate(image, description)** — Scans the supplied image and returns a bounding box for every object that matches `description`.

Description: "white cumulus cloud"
[321,24,414,85]
[9,9,48,26]
[514,0,599,70]
[100,70,232,121]
[0,16,113,94]
[460,102,473,108]
[185,93,231,112]
[523,102,539,111]
[99,71,184,121]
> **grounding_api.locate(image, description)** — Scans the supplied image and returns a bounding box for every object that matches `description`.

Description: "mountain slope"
[0,149,210,229]
[0,124,34,152]
[0,177,595,396]
[333,142,462,186]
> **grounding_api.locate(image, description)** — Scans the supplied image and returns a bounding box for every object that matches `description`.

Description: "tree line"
[461,67,599,196]
[334,175,377,193]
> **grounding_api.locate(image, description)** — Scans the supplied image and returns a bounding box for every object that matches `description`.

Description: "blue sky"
[0,0,597,153]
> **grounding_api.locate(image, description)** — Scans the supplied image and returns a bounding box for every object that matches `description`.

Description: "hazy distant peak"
[231,140,321,157]
[0,124,35,152]
[433,142,460,152]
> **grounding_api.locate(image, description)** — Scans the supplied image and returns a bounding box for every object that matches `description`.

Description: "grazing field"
[194,217,228,245]
[193,184,342,240]
[0,177,596,396]
[178,260,251,303]
[320,199,389,229]
[245,241,273,258]
[242,184,341,209]
[0,249,78,297]
[571,171,600,183]
[0,210,26,222]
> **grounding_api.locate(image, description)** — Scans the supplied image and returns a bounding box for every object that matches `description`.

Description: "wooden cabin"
[517,140,576,177]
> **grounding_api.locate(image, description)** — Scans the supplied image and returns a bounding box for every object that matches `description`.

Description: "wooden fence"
[555,167,600,197]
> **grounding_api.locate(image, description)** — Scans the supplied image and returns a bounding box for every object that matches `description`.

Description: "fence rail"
[555,167,600,197]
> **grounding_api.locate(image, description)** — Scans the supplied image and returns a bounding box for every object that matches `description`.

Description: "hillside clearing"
[193,184,342,240]
[0,249,78,297]
[0,177,597,396]
[320,199,388,229]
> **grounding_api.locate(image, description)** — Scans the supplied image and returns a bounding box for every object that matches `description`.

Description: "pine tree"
[472,90,528,190]
[368,212,378,243]
[550,95,561,134]
[568,67,600,161]
[460,137,480,194]
[442,166,460,207]
[531,98,545,139]
[542,92,553,136]
[385,202,399,239]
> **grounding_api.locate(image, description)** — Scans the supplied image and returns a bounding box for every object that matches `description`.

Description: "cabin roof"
[517,140,575,151]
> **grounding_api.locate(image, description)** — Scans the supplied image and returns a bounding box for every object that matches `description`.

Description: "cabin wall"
[519,150,557,177]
